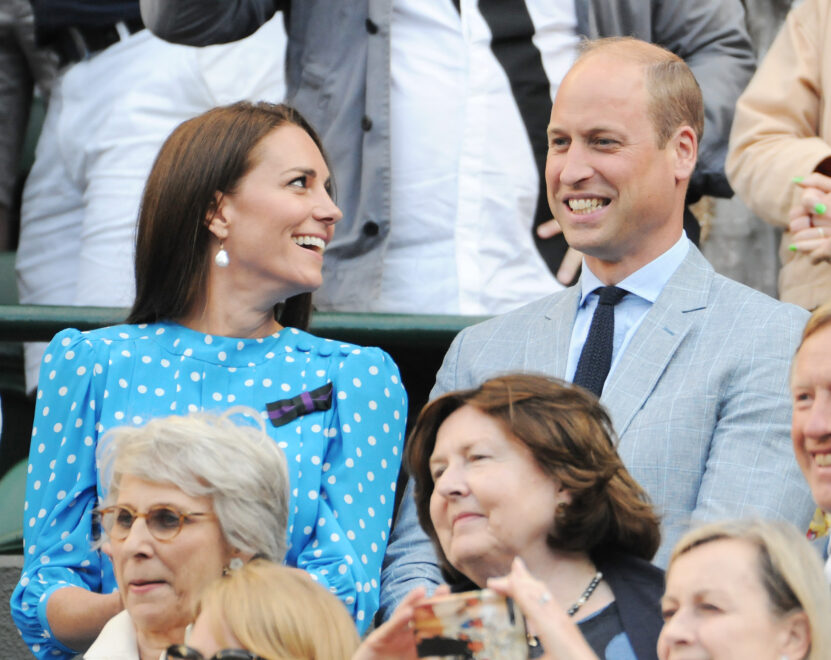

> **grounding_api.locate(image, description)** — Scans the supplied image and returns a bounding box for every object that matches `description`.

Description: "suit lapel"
[602,246,712,436]
[530,284,582,379]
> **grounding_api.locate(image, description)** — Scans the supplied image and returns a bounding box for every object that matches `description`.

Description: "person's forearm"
[46,587,123,652]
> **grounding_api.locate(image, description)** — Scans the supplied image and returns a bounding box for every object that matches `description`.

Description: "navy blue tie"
[573,286,628,397]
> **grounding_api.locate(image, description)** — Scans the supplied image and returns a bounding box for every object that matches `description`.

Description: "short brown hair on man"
[405,374,660,585]
[577,37,704,148]
[127,101,329,330]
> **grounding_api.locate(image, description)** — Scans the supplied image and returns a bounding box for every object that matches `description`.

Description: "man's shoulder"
[706,271,809,327]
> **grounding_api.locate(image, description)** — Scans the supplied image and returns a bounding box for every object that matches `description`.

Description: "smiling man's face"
[545,52,690,282]
[791,323,831,511]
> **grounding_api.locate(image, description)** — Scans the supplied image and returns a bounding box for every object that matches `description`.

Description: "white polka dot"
[115,411,124,420]
[218,351,227,360]
[37,443,45,454]
[190,372,200,382]
[346,458,354,468]
[343,424,351,433]
[367,472,375,481]
[155,388,165,396]
[281,383,291,391]
[352,378,362,388]
[391,375,399,384]
[263,378,272,387]
[212,392,222,401]
[308,491,319,500]
[330,533,340,542]
[161,358,170,367]
[63,544,73,552]
[368,436,377,446]
[38,508,47,518]
[227,394,236,403]
[338,391,347,400]
[204,335,213,344]
[353,413,361,422]
[118,378,128,388]
[66,455,76,464]
[52,423,62,433]
[33,481,41,490]
[132,416,142,425]
[383,423,390,433]
[65,350,75,360]
[344,494,353,504]
[137,385,147,394]
[338,564,348,574]
[42,407,49,417]
[244,379,254,387]
[368,400,378,410]
[40,556,50,565]
[184,348,193,356]
[58,387,68,396]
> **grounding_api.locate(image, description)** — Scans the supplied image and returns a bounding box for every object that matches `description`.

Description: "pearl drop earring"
[215,240,229,268]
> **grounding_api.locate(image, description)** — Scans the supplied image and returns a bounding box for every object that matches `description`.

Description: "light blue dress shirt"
[566,234,690,387]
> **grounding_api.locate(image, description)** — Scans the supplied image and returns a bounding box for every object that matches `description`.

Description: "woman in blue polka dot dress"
[11,102,407,660]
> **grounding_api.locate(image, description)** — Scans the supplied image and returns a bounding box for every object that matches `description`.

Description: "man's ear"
[206,191,230,241]
[670,125,697,183]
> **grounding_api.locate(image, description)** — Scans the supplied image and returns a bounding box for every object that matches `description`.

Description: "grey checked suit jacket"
[431,246,814,566]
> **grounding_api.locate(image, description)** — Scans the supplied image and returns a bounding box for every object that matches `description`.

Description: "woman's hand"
[353,586,448,660]
[487,558,599,660]
[789,174,831,263]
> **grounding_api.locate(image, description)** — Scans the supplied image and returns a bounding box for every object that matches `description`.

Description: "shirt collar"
[579,232,690,306]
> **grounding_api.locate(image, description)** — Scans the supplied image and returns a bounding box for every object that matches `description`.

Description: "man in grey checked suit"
[382,37,814,609]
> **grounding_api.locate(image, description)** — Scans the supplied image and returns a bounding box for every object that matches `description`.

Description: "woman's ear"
[778,610,811,660]
[206,191,230,241]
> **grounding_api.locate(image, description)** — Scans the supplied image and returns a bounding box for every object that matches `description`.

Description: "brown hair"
[127,102,329,329]
[577,37,704,148]
[670,520,831,660]
[197,559,359,660]
[406,374,660,584]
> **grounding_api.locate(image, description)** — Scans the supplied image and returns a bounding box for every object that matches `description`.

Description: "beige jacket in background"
[727,0,831,310]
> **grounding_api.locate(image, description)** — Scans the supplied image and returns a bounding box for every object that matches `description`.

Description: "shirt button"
[365,18,379,34]
[361,115,373,131]
[363,221,379,237]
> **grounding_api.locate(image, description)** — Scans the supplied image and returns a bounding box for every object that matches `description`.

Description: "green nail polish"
[792,176,805,183]
[815,202,828,215]
[789,244,798,252]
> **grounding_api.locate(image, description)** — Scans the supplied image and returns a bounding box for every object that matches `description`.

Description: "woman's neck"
[176,271,284,338]
[136,624,185,660]
[523,549,614,620]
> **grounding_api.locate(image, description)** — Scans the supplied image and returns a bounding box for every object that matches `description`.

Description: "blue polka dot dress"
[11,321,407,658]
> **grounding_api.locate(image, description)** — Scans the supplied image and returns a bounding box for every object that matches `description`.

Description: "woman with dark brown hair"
[12,102,407,660]
[404,373,663,660]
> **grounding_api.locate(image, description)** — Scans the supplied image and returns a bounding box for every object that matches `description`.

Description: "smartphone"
[412,588,528,659]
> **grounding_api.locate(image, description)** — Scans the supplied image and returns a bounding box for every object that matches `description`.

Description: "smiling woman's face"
[104,476,231,640]
[427,405,568,585]
[208,124,342,303]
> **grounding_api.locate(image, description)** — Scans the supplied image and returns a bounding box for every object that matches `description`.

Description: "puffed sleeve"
[292,346,406,633]
[10,329,109,659]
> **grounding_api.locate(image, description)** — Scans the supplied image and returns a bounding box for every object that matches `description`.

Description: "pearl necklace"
[567,570,604,617]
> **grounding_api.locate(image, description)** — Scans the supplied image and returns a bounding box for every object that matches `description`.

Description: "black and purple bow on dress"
[265,382,333,428]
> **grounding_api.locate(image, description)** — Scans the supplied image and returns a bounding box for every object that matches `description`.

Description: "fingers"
[810,239,831,264]
[488,559,599,660]
[556,248,583,285]
[795,172,831,194]
[536,218,563,239]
